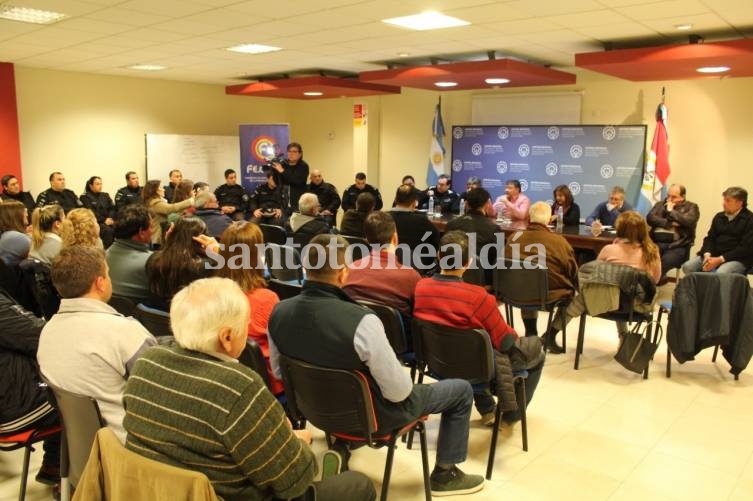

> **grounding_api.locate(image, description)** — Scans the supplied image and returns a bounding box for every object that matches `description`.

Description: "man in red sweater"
[414,230,544,426]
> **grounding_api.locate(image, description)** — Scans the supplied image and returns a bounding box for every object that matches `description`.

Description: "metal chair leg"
[486,404,503,480]
[380,440,397,501]
[574,313,586,370]
[417,423,431,501]
[712,345,719,362]
[18,444,31,501]
[516,378,528,452]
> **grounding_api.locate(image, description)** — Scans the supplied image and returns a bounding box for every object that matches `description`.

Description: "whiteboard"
[471,92,582,125]
[145,134,240,188]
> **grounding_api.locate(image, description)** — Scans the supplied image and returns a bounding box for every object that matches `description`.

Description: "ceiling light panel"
[382,11,470,31]
[226,43,282,54]
[0,5,66,24]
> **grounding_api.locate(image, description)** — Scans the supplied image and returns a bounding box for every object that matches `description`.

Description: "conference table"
[430,215,616,254]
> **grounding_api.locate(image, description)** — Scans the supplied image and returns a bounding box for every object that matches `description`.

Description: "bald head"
[310,170,323,185]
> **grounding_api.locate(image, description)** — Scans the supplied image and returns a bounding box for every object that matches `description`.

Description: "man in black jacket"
[389,184,440,273]
[420,174,460,215]
[342,172,383,212]
[682,186,753,275]
[647,184,700,281]
[36,172,82,213]
[114,171,143,214]
[0,288,60,487]
[308,169,341,227]
[249,171,285,226]
[271,142,309,214]
[214,169,249,221]
[1,174,35,218]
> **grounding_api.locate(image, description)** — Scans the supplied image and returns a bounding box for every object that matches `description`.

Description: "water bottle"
[458,198,465,215]
[427,192,435,216]
[556,206,564,232]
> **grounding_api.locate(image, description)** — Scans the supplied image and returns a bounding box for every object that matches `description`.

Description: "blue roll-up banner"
[450,125,647,216]
[239,124,290,193]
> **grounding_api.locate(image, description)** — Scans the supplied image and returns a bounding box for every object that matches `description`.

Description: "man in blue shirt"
[585,186,633,227]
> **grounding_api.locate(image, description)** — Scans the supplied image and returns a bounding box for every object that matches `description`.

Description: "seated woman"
[29,204,65,265]
[544,211,661,345]
[339,192,375,238]
[214,221,283,394]
[142,180,200,246]
[0,200,31,267]
[79,176,115,247]
[167,180,198,223]
[144,217,214,311]
[550,184,581,226]
[60,208,103,249]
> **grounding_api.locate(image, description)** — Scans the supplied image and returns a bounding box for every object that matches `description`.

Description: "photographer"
[271,142,309,214]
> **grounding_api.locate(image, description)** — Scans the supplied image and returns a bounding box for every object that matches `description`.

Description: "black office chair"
[134,303,172,337]
[493,258,572,353]
[108,294,137,316]
[341,235,370,262]
[264,243,304,284]
[259,224,287,245]
[356,300,415,380]
[412,318,528,480]
[18,258,60,320]
[45,382,105,500]
[573,272,657,379]
[278,354,431,501]
[267,278,303,300]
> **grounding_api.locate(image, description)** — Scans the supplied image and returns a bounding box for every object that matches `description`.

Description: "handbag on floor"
[614,321,663,374]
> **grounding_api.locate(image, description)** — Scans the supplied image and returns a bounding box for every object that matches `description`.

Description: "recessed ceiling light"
[485,78,510,85]
[0,5,65,24]
[303,91,323,96]
[696,66,730,73]
[226,44,282,54]
[398,52,410,58]
[675,24,693,30]
[127,64,167,71]
[382,11,470,31]
[434,81,458,88]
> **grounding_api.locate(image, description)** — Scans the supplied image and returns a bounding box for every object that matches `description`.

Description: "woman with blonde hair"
[0,200,31,266]
[29,204,65,265]
[60,208,102,249]
[214,221,283,394]
[142,180,202,246]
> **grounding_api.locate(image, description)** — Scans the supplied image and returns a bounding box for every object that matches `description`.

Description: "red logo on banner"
[251,135,279,162]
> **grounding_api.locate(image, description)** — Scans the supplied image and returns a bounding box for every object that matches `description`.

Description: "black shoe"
[541,331,565,354]
[35,463,60,485]
[430,466,485,497]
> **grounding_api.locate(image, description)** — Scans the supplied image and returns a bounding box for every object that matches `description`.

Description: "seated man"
[343,211,421,319]
[123,277,375,501]
[249,171,285,226]
[420,174,460,214]
[414,231,544,427]
[0,287,60,488]
[106,204,153,304]
[646,183,700,282]
[38,246,156,442]
[504,202,578,354]
[493,179,530,223]
[682,186,753,275]
[308,169,341,227]
[214,168,250,221]
[447,187,499,249]
[585,185,633,227]
[269,234,485,497]
[342,172,383,212]
[194,192,233,238]
[390,184,439,273]
[288,192,331,237]
[339,192,375,238]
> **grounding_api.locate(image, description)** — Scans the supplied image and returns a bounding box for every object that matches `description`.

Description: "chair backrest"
[267,278,303,300]
[259,224,287,246]
[18,258,60,320]
[493,258,550,309]
[134,303,172,337]
[238,339,272,391]
[462,255,486,287]
[291,231,313,248]
[412,318,494,385]
[278,354,377,441]
[357,300,408,356]
[342,235,370,262]
[45,383,105,487]
[108,294,137,316]
[264,243,303,283]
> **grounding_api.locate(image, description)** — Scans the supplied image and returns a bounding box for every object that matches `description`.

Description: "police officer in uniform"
[36,172,82,213]
[214,169,250,221]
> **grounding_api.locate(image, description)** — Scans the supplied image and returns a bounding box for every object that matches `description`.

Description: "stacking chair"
[108,294,137,316]
[267,278,303,300]
[133,303,172,337]
[356,300,415,380]
[462,255,487,287]
[45,383,105,501]
[342,235,370,262]
[238,339,272,391]
[573,271,657,379]
[0,425,62,501]
[18,258,60,320]
[412,318,528,480]
[264,243,304,284]
[291,231,313,248]
[278,354,431,501]
[493,258,572,353]
[259,223,287,245]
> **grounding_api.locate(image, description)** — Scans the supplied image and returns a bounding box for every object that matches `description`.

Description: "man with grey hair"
[504,201,578,353]
[682,186,753,274]
[269,234,485,497]
[585,186,633,227]
[122,277,375,501]
[288,192,331,237]
[194,192,233,238]
[38,246,156,443]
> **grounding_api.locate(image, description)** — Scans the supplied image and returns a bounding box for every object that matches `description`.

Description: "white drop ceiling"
[0,0,751,85]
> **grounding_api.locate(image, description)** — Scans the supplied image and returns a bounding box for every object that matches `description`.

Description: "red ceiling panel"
[225,76,400,99]
[359,59,575,90]
[575,39,753,81]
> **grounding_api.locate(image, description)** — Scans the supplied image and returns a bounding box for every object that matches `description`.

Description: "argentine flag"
[637,102,670,214]
[426,100,446,187]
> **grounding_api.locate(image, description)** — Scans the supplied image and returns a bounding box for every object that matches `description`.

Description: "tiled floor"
[3,284,753,501]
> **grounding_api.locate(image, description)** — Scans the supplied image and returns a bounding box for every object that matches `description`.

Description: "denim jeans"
[420,379,473,465]
[682,255,748,275]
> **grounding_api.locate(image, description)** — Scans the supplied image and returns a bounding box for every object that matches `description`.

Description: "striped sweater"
[123,345,316,501]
